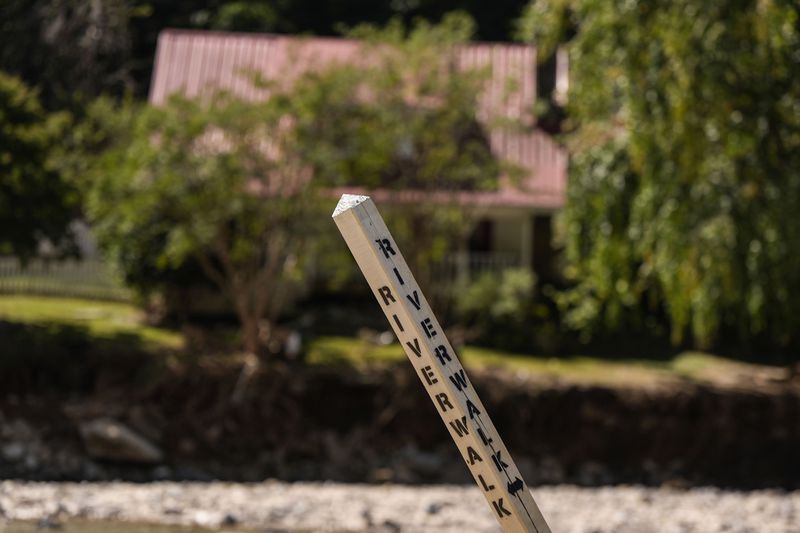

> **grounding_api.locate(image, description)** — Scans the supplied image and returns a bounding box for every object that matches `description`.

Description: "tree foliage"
[454,268,559,352]
[295,14,504,297]
[82,92,320,357]
[1,0,530,109]
[0,72,77,260]
[82,15,507,355]
[0,0,133,111]
[519,0,800,349]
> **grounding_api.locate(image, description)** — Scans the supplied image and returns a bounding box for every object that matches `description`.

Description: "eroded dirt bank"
[2,362,799,488]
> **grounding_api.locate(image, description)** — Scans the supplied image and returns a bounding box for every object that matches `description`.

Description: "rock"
[426,501,450,515]
[36,516,63,530]
[191,509,222,527]
[221,513,239,526]
[79,418,164,464]
[1,442,25,462]
[382,518,402,531]
[151,465,172,479]
[24,454,38,470]
[577,461,612,485]
[2,419,35,441]
[284,331,302,359]
[369,467,395,482]
[394,446,444,478]
[0,481,799,532]
[173,465,213,481]
[81,459,107,480]
[36,504,67,530]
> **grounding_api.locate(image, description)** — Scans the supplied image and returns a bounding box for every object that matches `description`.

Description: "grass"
[306,335,777,388]
[0,295,183,351]
[0,295,780,389]
[306,335,675,386]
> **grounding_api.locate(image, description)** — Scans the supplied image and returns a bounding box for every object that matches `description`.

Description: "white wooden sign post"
[333,194,552,533]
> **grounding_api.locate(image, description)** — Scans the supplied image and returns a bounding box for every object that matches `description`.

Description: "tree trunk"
[240,311,262,357]
[230,291,264,404]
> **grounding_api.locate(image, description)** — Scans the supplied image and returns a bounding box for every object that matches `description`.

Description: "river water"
[1,521,241,532]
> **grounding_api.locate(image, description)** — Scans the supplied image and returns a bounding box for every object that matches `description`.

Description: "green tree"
[0,0,133,111]
[518,1,800,349]
[82,14,510,361]
[0,72,77,260]
[295,14,505,298]
[0,0,539,108]
[83,92,320,358]
[60,95,208,298]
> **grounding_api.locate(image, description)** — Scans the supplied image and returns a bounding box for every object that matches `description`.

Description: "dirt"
[1,360,799,489]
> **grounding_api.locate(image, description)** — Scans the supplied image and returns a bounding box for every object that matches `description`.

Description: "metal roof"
[149,29,566,209]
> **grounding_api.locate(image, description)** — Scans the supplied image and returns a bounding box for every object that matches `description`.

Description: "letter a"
[467,446,483,465]
[466,399,481,419]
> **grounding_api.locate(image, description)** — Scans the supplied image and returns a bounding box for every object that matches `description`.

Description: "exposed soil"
[2,358,799,489]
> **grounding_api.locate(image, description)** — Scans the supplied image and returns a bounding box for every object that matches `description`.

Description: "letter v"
[406,290,421,310]
[406,338,422,357]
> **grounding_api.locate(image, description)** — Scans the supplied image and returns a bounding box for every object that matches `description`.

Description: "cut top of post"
[332,194,370,218]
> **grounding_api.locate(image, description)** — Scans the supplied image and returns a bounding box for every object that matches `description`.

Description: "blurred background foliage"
[292,13,505,303]
[0,72,79,260]
[79,91,321,358]
[454,268,560,353]
[1,0,800,357]
[519,0,800,351]
[0,0,530,111]
[3,0,800,500]
[70,15,505,359]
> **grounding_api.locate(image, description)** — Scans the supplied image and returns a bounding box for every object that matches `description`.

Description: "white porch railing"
[435,251,522,283]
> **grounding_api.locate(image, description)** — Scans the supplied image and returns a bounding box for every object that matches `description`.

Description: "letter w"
[449,416,469,438]
[449,369,468,391]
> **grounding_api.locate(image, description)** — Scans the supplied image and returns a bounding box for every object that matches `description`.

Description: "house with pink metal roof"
[149,29,567,281]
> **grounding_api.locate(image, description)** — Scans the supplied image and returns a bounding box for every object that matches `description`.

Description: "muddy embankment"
[1,361,799,488]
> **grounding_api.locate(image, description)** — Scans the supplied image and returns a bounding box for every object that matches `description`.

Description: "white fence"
[0,257,130,301]
[456,251,521,277]
[0,251,520,303]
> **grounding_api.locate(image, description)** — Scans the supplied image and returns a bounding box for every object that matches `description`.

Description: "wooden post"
[333,194,552,533]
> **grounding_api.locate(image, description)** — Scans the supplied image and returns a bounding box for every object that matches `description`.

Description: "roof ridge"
[157,27,535,50]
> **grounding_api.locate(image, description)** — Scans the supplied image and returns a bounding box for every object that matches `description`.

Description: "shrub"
[454,268,559,353]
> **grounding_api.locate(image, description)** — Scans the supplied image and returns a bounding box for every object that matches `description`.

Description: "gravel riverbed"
[1,481,798,532]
